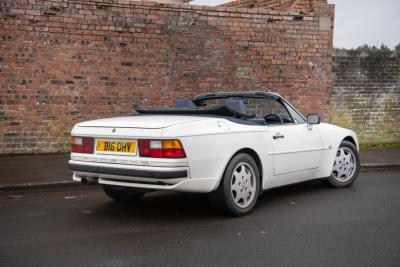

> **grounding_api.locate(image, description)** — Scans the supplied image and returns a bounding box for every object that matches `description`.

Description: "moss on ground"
[359,143,400,150]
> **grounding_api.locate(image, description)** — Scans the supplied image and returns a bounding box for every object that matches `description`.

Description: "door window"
[282,101,306,124]
[252,98,293,125]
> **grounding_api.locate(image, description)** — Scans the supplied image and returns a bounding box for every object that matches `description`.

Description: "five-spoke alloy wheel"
[328,140,360,187]
[209,153,260,216]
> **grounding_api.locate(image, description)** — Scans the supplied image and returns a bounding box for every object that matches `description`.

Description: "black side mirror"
[307,114,321,125]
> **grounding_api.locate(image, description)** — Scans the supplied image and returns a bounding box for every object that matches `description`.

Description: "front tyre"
[328,140,360,187]
[209,153,260,216]
[103,185,145,202]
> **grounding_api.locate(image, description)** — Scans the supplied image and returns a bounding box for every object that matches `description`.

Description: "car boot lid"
[76,115,211,129]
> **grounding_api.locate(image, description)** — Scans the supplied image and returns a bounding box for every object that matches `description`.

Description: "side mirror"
[307,114,321,125]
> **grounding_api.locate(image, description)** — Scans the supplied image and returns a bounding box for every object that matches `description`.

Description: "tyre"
[103,185,145,202]
[209,153,260,216]
[327,140,360,187]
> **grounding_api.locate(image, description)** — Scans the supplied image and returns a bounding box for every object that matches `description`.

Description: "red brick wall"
[220,0,328,14]
[0,0,334,154]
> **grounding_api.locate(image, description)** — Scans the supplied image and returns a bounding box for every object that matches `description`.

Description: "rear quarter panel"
[162,119,274,191]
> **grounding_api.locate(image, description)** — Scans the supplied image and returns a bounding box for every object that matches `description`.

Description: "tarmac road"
[0,170,399,267]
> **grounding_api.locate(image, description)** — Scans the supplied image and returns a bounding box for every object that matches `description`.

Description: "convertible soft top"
[135,91,279,119]
[135,105,254,119]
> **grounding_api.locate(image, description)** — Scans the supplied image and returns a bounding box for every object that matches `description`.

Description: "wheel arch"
[215,147,263,191]
[343,136,356,146]
[315,130,360,178]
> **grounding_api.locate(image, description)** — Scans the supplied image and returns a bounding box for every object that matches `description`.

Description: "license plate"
[96,140,136,155]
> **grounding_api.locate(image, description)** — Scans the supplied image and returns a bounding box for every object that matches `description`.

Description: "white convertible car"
[69,92,360,216]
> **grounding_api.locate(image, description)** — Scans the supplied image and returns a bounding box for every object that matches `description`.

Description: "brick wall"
[0,0,334,154]
[331,51,400,145]
[220,0,327,15]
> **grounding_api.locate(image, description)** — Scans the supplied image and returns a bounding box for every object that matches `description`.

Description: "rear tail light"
[71,136,94,154]
[138,139,186,158]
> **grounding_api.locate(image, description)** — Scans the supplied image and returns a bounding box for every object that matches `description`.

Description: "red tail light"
[138,139,186,158]
[71,137,94,154]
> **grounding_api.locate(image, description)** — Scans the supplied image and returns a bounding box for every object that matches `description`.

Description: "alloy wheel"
[332,147,356,182]
[231,162,257,208]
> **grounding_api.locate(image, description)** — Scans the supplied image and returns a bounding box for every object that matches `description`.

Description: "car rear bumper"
[68,160,218,193]
[68,162,188,179]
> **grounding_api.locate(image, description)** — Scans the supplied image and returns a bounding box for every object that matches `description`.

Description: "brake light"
[138,139,186,158]
[71,136,94,154]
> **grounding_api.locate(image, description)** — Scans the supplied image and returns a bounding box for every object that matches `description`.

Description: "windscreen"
[199,97,292,120]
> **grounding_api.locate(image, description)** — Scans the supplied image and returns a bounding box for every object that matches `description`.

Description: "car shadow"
[258,179,333,205]
[89,179,339,224]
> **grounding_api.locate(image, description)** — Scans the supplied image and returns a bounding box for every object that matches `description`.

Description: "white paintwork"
[69,95,359,193]
[269,123,323,176]
[76,115,208,129]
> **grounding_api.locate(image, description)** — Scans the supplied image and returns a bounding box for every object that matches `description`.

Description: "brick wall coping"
[219,0,255,7]
[4,0,317,21]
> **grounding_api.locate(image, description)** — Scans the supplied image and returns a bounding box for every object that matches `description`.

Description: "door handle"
[273,133,285,139]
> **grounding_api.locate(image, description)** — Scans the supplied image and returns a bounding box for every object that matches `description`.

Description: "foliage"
[334,43,399,56]
[359,143,400,150]
[395,43,400,53]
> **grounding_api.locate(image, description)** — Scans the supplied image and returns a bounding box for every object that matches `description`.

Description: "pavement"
[0,170,399,266]
[0,148,399,191]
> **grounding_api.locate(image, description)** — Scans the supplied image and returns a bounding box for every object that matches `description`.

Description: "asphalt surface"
[0,170,399,267]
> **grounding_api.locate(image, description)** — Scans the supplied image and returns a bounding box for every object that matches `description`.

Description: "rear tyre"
[103,185,145,202]
[327,140,360,188]
[209,153,260,216]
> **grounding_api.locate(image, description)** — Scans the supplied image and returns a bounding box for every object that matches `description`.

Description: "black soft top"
[136,105,254,119]
[135,92,278,119]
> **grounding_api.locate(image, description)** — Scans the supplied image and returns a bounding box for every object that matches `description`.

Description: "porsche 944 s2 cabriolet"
[68,92,360,216]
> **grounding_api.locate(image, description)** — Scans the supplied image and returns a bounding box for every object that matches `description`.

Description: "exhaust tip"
[80,176,97,185]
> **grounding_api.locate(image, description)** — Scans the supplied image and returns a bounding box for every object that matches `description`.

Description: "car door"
[264,99,324,176]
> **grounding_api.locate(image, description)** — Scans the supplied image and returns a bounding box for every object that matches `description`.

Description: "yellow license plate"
[96,140,136,154]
